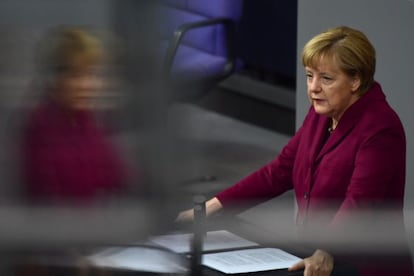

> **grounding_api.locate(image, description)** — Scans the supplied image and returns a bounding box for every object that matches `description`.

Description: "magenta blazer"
[22,99,127,204]
[216,82,413,275]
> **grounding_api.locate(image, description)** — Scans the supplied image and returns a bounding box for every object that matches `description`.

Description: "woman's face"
[55,66,103,111]
[305,57,361,122]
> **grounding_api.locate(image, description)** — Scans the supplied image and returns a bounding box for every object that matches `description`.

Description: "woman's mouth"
[313,98,325,103]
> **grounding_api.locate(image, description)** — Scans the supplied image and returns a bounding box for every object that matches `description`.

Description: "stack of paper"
[87,230,302,274]
[202,247,302,274]
[87,246,188,274]
[149,230,259,253]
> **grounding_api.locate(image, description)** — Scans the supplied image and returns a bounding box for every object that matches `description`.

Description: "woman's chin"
[313,105,331,116]
[69,102,94,111]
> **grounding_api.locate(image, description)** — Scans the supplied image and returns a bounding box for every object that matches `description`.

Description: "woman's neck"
[328,118,338,134]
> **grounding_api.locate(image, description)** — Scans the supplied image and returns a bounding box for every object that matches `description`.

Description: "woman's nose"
[79,75,100,91]
[309,77,321,93]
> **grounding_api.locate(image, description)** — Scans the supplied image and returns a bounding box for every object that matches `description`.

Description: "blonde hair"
[47,26,104,74]
[302,26,376,94]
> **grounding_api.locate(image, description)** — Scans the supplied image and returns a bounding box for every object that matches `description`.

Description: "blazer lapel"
[314,86,378,162]
[308,82,385,167]
[308,115,331,166]
[315,118,356,163]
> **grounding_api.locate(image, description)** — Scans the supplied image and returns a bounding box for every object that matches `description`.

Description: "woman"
[21,27,128,204]
[177,26,413,276]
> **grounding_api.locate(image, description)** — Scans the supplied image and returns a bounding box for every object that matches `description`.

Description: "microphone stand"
[190,195,206,276]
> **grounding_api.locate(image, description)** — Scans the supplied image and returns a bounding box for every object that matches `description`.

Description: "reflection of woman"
[22,27,127,204]
[178,26,414,275]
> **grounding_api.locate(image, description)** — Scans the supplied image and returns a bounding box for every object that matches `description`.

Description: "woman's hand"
[175,197,223,222]
[176,208,194,222]
[288,249,334,276]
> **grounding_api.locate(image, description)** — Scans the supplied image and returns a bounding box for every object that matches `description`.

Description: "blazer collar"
[314,82,385,162]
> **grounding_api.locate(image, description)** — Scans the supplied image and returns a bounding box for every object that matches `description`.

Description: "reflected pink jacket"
[216,82,413,275]
[22,99,126,203]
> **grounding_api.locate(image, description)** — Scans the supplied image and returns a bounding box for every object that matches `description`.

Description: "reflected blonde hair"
[48,26,104,74]
[302,26,376,94]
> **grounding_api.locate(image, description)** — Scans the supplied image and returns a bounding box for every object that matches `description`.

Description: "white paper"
[87,246,188,273]
[202,247,302,274]
[149,230,259,253]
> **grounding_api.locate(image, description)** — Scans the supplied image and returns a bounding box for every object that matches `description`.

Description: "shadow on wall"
[237,0,298,88]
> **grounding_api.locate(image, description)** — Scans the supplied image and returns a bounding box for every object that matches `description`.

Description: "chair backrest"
[160,0,243,57]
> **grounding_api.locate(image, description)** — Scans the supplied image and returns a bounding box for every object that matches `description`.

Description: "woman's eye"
[322,76,333,82]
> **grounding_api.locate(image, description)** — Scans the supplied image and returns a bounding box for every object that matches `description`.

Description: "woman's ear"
[350,75,361,93]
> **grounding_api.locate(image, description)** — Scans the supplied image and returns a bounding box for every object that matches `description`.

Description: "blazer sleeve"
[23,119,62,199]
[216,127,302,209]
